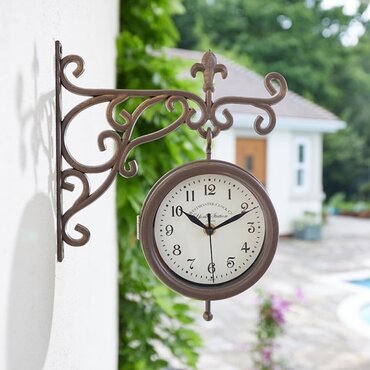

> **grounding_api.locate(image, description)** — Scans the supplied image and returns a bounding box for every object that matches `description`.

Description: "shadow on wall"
[6,194,55,370]
[16,42,55,200]
[6,41,56,370]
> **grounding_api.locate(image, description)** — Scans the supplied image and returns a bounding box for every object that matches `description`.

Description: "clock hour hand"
[182,210,207,230]
[214,206,258,230]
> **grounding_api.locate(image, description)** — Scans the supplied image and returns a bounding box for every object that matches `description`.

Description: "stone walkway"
[196,216,370,370]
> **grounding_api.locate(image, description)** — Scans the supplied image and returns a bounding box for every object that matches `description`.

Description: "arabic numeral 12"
[204,184,216,196]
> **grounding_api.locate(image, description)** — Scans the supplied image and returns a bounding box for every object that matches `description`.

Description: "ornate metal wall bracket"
[55,40,287,262]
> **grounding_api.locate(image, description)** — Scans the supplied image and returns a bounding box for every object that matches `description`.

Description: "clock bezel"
[139,159,278,301]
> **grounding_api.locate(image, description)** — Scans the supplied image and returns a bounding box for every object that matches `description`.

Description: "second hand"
[207,213,215,283]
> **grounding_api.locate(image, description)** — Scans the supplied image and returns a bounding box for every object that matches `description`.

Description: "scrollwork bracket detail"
[55,40,287,261]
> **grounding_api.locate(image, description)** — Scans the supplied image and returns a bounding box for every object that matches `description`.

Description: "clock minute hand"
[214,206,258,230]
[182,210,207,230]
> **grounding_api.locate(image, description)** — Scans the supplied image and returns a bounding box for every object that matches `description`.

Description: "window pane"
[298,144,305,163]
[245,155,253,172]
[297,169,304,186]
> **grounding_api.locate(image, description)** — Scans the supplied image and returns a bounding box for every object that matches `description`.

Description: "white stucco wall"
[267,131,324,234]
[213,129,236,163]
[0,1,118,369]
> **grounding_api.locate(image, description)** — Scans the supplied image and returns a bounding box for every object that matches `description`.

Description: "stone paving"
[196,216,370,370]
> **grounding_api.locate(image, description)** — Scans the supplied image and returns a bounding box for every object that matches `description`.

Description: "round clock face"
[154,173,265,285]
[140,160,278,301]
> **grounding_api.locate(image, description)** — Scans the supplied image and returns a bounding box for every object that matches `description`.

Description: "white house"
[166,48,346,234]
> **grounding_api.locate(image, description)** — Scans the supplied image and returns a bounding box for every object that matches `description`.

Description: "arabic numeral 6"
[208,262,216,273]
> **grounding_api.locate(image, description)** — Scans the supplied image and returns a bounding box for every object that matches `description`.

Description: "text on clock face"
[154,173,266,285]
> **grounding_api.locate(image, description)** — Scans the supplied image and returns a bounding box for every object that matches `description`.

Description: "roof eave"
[231,113,346,133]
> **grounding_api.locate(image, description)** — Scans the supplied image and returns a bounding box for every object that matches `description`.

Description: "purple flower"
[272,308,285,325]
[271,295,291,325]
[272,295,291,312]
[295,288,305,304]
[262,347,272,364]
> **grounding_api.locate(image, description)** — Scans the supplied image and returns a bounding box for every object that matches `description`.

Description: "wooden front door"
[236,138,266,184]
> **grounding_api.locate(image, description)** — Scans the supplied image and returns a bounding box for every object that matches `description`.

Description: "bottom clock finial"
[203,300,213,321]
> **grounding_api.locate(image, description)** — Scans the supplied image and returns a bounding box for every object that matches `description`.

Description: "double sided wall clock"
[55,41,287,320]
[139,158,278,320]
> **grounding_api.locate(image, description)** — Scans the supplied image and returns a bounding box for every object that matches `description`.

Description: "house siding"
[215,127,324,235]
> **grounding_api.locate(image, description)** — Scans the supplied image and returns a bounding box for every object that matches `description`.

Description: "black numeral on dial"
[204,184,216,195]
[241,202,248,210]
[171,205,183,217]
[173,244,182,255]
[247,222,255,233]
[186,190,195,202]
[187,258,195,269]
[208,262,216,273]
[227,256,235,268]
[241,242,250,253]
[165,225,173,236]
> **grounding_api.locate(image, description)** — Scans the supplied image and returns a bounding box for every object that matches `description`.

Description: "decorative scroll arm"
[55,40,288,261]
[118,95,191,178]
[210,72,288,135]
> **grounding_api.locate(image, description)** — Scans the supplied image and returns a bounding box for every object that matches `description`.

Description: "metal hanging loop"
[206,127,212,160]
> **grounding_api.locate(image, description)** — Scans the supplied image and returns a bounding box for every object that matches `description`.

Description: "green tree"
[323,127,366,198]
[174,0,370,199]
[117,0,203,369]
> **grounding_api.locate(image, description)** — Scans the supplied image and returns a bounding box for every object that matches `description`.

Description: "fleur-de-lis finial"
[191,50,228,103]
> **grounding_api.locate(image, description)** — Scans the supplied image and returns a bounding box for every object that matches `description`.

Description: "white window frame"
[293,137,311,194]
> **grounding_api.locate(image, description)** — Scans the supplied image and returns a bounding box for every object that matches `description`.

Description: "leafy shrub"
[117,0,203,368]
[359,181,370,199]
[327,192,370,217]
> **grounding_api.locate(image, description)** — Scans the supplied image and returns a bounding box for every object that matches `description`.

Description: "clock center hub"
[204,224,216,236]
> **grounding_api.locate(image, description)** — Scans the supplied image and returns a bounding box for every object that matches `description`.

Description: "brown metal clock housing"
[139,159,279,301]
